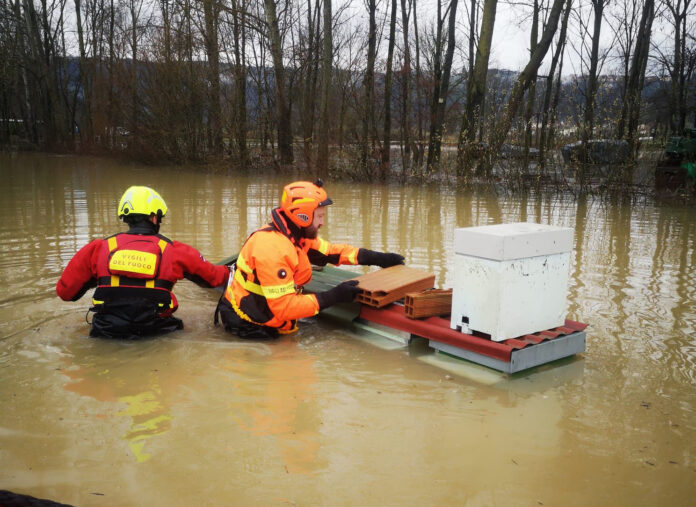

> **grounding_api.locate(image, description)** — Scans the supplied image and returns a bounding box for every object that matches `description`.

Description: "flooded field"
[0,152,694,505]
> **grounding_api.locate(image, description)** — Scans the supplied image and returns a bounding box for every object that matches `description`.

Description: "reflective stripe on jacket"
[92,233,176,314]
[57,231,230,314]
[224,224,360,330]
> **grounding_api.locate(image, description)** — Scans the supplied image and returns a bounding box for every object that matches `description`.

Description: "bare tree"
[202,0,222,154]
[609,0,642,138]
[480,0,567,178]
[582,0,608,144]
[539,0,572,174]
[316,0,332,176]
[399,0,413,172]
[362,0,378,174]
[456,0,497,177]
[381,0,397,177]
[264,0,294,164]
[662,0,694,132]
[623,0,655,158]
[523,0,541,172]
[425,0,459,172]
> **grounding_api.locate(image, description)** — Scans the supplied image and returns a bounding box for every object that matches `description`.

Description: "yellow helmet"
[118,186,168,220]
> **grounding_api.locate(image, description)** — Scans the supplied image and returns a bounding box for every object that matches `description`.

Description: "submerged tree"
[425,0,459,172]
[456,0,497,178]
[480,0,568,178]
[264,0,294,164]
[316,0,332,176]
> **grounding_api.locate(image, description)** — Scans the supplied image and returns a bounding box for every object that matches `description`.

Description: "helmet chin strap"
[271,208,302,244]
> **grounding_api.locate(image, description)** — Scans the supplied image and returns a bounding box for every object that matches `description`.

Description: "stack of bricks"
[404,289,453,319]
[353,265,435,308]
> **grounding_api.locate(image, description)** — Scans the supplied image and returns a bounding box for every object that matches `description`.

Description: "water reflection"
[59,342,178,463]
[221,337,321,475]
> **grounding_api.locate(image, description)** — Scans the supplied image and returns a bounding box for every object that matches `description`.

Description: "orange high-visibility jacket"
[225,211,359,331]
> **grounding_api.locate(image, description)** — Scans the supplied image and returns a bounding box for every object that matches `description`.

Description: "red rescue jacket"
[57,227,229,317]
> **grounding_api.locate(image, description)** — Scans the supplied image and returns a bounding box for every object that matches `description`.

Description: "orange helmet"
[280,180,333,227]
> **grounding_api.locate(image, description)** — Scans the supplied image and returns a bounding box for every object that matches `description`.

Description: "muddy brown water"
[1,153,694,506]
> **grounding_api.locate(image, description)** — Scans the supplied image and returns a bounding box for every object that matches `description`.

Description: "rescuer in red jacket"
[216,180,404,339]
[57,186,230,339]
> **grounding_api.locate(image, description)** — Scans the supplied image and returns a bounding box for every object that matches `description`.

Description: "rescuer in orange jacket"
[57,186,230,339]
[216,180,404,339]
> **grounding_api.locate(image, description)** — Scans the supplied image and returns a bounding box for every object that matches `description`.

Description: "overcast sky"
[342,0,682,77]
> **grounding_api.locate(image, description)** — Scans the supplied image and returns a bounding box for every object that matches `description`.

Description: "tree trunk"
[203,0,222,155]
[456,0,497,177]
[426,0,458,172]
[582,0,605,151]
[302,0,318,169]
[316,0,332,177]
[361,0,377,174]
[539,0,571,175]
[522,0,539,174]
[264,0,293,164]
[480,0,566,177]
[547,34,566,156]
[129,0,139,141]
[107,0,115,148]
[413,0,424,169]
[74,0,93,146]
[232,0,248,165]
[426,0,443,172]
[624,0,654,164]
[677,10,688,131]
[468,0,476,77]
[400,0,413,173]
[381,0,397,178]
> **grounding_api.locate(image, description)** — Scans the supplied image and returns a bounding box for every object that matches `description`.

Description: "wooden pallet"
[353,265,435,308]
[404,289,453,319]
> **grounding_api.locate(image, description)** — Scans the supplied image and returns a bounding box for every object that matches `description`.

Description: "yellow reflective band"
[261,282,296,299]
[158,239,168,253]
[233,268,294,299]
[308,294,320,315]
[92,299,104,305]
[234,269,264,296]
[109,249,158,276]
[230,291,263,325]
[348,250,358,265]
[111,275,120,287]
[317,238,329,255]
[236,254,252,274]
[107,236,118,252]
[145,279,155,288]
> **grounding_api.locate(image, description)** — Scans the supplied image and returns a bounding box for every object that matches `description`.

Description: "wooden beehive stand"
[353,265,435,308]
[404,289,453,319]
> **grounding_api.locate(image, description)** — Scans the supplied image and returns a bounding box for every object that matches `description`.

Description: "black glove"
[315,280,361,310]
[357,249,405,268]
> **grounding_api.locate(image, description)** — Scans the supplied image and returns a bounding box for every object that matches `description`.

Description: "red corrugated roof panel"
[359,304,588,363]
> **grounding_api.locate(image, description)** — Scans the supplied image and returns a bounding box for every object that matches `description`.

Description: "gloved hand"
[315,280,361,310]
[357,249,405,268]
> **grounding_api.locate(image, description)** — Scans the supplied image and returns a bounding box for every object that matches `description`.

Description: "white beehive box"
[450,222,574,342]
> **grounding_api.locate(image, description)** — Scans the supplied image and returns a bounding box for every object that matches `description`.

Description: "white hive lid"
[453,222,574,260]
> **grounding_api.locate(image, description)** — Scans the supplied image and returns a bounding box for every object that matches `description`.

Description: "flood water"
[1,152,694,506]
